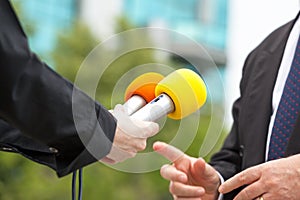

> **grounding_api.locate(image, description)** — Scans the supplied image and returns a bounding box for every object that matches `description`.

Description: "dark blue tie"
[267,35,300,161]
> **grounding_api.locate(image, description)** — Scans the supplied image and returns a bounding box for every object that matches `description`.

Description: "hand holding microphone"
[101,104,159,164]
[101,72,163,164]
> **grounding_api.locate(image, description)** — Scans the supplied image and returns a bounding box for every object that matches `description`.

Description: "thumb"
[192,157,220,192]
[192,158,207,179]
[193,158,217,179]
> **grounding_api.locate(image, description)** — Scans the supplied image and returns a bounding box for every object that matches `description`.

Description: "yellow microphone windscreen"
[155,68,207,119]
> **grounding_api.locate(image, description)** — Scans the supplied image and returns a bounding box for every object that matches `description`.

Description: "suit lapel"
[243,52,283,166]
[243,21,295,167]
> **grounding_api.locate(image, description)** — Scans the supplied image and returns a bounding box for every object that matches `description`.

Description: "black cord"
[78,169,83,200]
[72,170,77,200]
[72,168,83,200]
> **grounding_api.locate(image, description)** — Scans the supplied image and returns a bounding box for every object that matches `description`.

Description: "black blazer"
[210,13,300,199]
[0,1,116,177]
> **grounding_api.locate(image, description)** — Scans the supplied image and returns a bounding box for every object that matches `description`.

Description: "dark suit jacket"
[0,0,116,177]
[210,13,300,199]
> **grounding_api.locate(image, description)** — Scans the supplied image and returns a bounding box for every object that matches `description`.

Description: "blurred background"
[0,0,299,199]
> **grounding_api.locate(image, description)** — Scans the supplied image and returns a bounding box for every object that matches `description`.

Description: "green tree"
[52,22,99,83]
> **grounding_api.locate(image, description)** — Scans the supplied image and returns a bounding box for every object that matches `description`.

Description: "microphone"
[123,72,164,115]
[131,68,207,121]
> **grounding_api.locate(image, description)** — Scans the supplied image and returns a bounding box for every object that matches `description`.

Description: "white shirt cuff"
[216,171,224,200]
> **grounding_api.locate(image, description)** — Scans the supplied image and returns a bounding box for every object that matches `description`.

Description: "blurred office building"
[13,0,78,58]
[15,0,227,67]
[121,0,227,66]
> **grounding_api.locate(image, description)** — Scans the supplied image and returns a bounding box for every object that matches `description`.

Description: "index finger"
[153,141,184,163]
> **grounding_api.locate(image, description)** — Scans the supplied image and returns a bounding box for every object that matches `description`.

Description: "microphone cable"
[72,168,83,200]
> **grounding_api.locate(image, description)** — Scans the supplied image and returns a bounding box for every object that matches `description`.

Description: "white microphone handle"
[131,93,174,121]
[123,95,147,115]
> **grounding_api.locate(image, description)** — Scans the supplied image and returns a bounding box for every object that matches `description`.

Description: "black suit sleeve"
[0,119,58,170]
[209,53,254,180]
[209,53,255,199]
[0,0,116,177]
[209,98,243,199]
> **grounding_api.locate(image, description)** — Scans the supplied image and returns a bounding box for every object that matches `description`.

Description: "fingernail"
[152,142,160,151]
[153,141,164,151]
